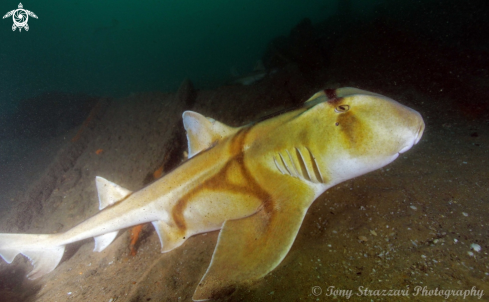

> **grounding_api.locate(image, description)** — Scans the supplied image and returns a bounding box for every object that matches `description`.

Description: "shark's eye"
[335,105,350,113]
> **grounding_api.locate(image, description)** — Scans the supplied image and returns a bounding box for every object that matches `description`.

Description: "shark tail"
[0,233,65,279]
[0,176,133,280]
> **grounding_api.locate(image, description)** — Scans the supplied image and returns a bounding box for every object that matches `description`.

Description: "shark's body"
[0,87,424,300]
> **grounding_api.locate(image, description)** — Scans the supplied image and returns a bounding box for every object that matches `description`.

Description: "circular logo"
[13,9,28,27]
[312,286,322,296]
[3,3,38,32]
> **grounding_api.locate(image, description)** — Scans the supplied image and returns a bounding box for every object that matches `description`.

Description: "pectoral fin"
[193,198,311,300]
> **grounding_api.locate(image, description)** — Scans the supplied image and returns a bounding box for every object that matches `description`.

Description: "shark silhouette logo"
[3,3,38,32]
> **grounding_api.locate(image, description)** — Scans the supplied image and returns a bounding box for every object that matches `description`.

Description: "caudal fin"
[0,233,65,279]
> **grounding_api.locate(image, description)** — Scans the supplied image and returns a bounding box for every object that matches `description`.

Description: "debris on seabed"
[471,243,481,253]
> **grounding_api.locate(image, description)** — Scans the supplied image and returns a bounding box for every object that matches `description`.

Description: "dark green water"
[0,0,384,115]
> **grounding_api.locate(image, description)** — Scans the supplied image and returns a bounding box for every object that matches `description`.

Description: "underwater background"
[1,0,487,115]
[0,0,488,301]
[0,0,379,114]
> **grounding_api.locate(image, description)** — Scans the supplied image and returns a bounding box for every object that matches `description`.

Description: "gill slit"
[286,149,300,178]
[273,156,286,175]
[273,147,324,184]
[306,147,324,183]
[278,153,294,176]
[295,147,311,181]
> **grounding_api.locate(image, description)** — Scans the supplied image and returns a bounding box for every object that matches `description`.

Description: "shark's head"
[307,87,425,186]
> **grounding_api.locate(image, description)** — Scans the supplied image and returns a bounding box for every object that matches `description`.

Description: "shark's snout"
[414,120,425,145]
[398,112,425,154]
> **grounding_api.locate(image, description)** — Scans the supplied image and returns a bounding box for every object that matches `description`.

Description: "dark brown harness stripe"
[172,126,273,232]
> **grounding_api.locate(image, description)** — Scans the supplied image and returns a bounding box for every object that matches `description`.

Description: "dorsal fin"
[95,176,132,210]
[182,111,237,158]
